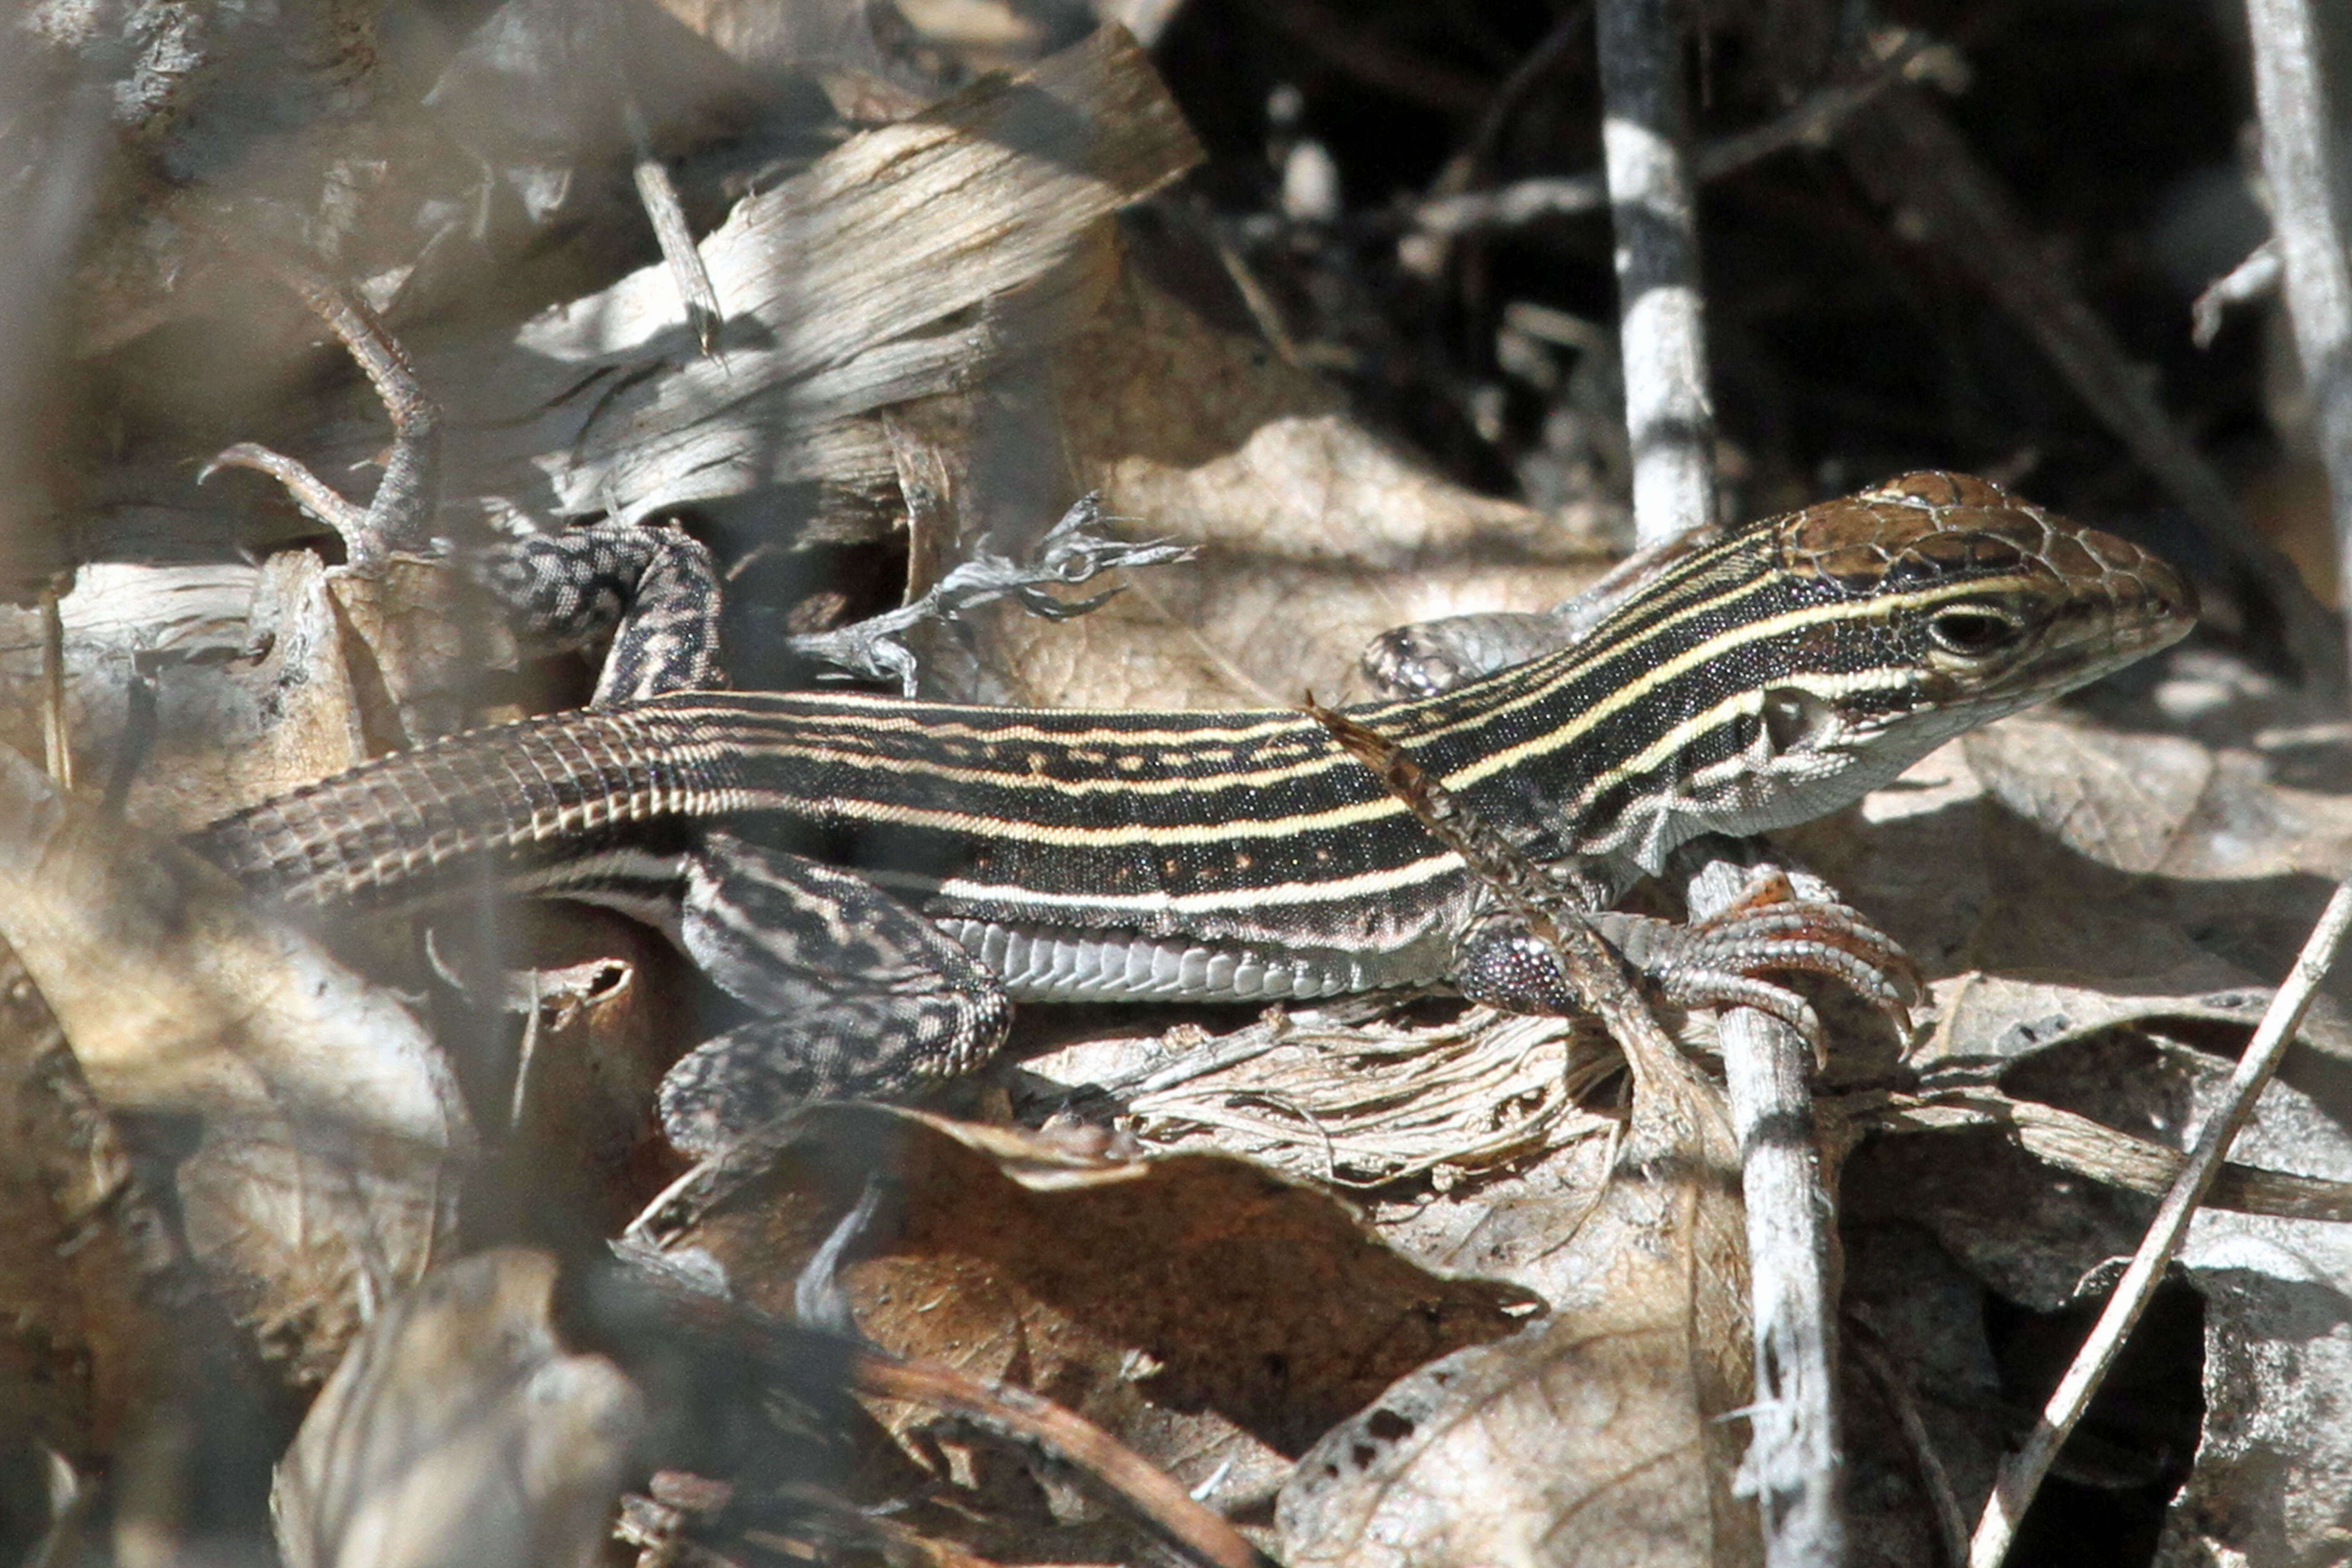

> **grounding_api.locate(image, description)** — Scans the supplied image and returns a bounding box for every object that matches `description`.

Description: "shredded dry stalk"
[1123,1009,1620,1186]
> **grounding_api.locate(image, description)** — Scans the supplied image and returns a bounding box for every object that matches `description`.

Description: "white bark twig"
[1684,849,1847,1568]
[2245,0,2352,675]
[1596,3,1842,1561]
[1597,0,1716,541]
[1967,877,2352,1568]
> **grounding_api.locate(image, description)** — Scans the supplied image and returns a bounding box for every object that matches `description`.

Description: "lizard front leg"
[1453,874,1918,1057]
[657,833,1011,1155]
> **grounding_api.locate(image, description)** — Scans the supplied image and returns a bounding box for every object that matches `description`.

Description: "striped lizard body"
[192,472,2195,1150]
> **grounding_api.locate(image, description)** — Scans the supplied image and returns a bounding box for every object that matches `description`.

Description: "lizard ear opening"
[1761,687,1835,755]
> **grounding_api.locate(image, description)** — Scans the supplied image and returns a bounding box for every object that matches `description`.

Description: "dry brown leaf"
[0,943,180,1470]
[427,905,689,1230]
[628,1100,1531,1526]
[275,1248,647,1568]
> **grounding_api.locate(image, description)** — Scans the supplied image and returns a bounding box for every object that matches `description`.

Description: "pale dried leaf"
[1277,1156,1756,1568]
[0,551,522,834]
[1917,971,2352,1072]
[2157,1226,2352,1566]
[0,743,471,1375]
[1784,716,2352,1036]
[1962,715,2352,881]
[951,255,1625,708]
[1857,1088,2352,1221]
[1277,1014,1752,1567]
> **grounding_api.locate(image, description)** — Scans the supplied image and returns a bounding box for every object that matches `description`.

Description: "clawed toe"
[1645,892,1921,1058]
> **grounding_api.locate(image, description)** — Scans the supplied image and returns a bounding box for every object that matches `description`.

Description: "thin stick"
[2245,0,2352,679]
[1597,2,1839,1558]
[1847,1321,1970,1568]
[1597,0,1716,541]
[1420,36,1922,236]
[1686,849,1847,1568]
[1967,877,2352,1568]
[858,1353,1271,1568]
[625,99,724,356]
[37,579,69,790]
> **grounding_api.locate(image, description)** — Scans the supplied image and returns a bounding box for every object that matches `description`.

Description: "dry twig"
[1595,0,1840,1556]
[1966,877,2352,1567]
[1418,35,1923,237]
[2245,0,2352,675]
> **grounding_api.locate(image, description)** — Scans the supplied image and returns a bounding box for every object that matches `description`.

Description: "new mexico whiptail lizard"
[190,471,2195,1152]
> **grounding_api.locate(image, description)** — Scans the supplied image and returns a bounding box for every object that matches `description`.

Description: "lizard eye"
[1926,603,2026,659]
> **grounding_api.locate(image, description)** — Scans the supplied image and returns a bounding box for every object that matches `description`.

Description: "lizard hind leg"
[470,517,727,703]
[657,833,1010,1156]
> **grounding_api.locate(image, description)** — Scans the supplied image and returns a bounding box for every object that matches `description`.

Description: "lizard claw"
[1592,886,1920,1063]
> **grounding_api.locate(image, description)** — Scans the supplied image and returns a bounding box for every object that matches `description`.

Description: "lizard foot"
[1597,872,1920,1059]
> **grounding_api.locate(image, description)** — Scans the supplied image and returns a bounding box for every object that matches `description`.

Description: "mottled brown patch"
[2040,534,2102,580]
[1761,471,2195,648]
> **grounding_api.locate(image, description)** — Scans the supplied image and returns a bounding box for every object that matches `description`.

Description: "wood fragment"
[2190,239,2279,350]
[38,579,68,789]
[625,100,724,354]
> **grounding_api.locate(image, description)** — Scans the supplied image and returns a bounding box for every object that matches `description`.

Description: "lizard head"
[1441,471,2196,882]
[1752,470,2196,760]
